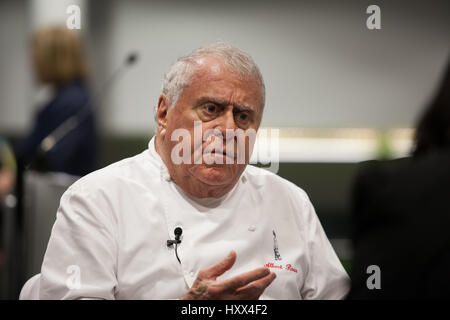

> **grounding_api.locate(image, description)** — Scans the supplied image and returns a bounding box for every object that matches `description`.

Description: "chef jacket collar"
[147,135,172,182]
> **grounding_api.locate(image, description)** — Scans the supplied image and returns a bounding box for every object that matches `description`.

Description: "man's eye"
[205,105,217,113]
[236,112,249,122]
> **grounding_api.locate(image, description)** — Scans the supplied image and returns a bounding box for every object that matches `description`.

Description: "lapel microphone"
[167,227,183,247]
[167,227,183,264]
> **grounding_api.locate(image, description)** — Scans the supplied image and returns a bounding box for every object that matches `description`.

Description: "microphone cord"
[175,242,181,264]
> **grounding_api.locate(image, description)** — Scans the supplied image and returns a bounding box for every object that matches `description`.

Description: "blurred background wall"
[0,0,449,298]
[1,0,449,134]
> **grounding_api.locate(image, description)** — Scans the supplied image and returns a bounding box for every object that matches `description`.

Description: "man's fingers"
[235,272,277,299]
[218,267,271,292]
[199,251,237,279]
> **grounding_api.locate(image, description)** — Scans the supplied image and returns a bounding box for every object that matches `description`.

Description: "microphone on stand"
[38,52,139,155]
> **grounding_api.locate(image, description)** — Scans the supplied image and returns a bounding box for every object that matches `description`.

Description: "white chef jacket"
[39,137,350,300]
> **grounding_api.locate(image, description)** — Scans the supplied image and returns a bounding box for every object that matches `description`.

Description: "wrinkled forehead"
[187,56,264,111]
[193,56,231,77]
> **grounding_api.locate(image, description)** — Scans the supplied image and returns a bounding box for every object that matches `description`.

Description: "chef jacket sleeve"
[39,183,118,299]
[300,196,350,299]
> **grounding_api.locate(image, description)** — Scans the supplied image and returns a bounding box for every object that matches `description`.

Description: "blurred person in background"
[0,138,16,199]
[0,137,17,268]
[16,26,97,177]
[347,59,450,299]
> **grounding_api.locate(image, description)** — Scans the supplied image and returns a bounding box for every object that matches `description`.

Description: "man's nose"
[216,109,237,134]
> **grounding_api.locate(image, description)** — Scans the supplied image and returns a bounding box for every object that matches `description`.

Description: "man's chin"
[194,166,234,186]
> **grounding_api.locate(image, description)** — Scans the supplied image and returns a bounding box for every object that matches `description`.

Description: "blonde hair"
[32,26,89,87]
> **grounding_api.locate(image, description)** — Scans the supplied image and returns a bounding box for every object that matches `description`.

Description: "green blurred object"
[0,137,17,174]
[375,131,394,160]
[340,258,352,275]
[99,133,153,168]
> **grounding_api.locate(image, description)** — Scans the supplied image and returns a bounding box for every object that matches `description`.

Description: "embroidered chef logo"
[272,230,282,261]
[265,230,298,273]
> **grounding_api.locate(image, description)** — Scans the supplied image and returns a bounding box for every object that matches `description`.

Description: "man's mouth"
[208,150,228,157]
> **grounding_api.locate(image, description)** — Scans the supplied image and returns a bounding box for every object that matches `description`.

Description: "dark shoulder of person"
[22,80,97,176]
[45,79,91,118]
[348,149,450,299]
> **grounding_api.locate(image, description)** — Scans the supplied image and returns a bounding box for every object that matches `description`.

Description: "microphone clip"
[167,227,183,247]
[166,239,181,247]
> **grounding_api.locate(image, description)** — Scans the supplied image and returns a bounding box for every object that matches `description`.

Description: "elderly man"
[36,43,349,299]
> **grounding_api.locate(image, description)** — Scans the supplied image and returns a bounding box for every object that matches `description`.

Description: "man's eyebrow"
[233,105,255,113]
[195,96,255,113]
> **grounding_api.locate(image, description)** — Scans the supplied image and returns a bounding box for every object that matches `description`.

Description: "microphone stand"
[38,53,139,155]
[12,53,139,293]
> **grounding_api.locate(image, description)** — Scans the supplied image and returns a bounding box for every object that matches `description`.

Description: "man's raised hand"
[180,251,276,300]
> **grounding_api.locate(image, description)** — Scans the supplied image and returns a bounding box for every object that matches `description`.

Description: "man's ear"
[156,94,170,135]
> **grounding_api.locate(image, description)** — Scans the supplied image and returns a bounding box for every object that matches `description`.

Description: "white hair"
[161,42,265,109]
